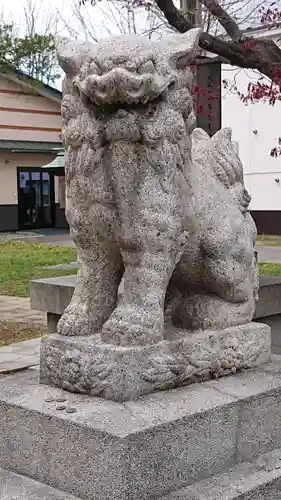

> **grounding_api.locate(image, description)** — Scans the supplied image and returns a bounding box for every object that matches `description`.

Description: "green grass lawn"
[0,241,77,297]
[0,240,281,299]
[259,263,281,276]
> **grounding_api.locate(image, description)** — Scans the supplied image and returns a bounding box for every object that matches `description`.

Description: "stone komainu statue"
[56,29,258,347]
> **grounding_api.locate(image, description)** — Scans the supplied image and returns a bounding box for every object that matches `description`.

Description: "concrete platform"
[0,467,80,499]
[2,359,281,499]
[162,448,281,500]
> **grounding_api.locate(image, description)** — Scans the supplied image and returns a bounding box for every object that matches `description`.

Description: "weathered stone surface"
[0,370,239,500]
[29,275,76,316]
[54,29,258,351]
[1,366,281,500]
[161,448,281,500]
[0,467,80,500]
[40,322,270,401]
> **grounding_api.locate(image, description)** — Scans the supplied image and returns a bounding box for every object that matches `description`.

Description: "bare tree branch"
[155,0,281,81]
[198,0,242,41]
[156,0,194,31]
[191,55,230,64]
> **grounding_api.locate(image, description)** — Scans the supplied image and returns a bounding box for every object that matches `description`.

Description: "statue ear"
[163,28,201,68]
[56,37,93,76]
[212,127,232,143]
[192,127,210,143]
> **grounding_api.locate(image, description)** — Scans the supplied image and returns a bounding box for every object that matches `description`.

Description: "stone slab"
[0,467,80,499]
[206,355,281,462]
[40,322,271,402]
[29,274,281,320]
[1,365,281,499]
[29,275,76,316]
[161,447,281,500]
[0,370,238,500]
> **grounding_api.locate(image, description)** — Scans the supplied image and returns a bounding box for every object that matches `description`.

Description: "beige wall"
[0,152,56,205]
[0,75,61,143]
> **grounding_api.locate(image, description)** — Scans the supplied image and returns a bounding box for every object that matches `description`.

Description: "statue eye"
[138,60,155,74]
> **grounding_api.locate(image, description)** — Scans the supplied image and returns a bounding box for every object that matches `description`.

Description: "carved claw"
[101,305,164,346]
[57,302,98,336]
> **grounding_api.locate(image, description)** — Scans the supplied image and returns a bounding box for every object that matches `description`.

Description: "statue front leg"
[101,141,188,346]
[57,203,123,337]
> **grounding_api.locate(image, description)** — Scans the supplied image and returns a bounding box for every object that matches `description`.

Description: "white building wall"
[221,31,281,211]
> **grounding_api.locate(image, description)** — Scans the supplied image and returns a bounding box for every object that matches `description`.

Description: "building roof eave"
[42,150,65,170]
[0,63,62,103]
[0,140,62,154]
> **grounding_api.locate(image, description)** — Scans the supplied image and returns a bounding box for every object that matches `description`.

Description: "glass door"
[18,169,55,229]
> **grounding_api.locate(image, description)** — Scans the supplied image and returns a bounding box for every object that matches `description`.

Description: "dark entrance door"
[17,169,55,230]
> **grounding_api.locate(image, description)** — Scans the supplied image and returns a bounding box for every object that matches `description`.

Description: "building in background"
[0,66,67,232]
[222,25,281,235]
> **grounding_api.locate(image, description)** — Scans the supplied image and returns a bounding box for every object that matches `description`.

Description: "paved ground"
[0,295,45,324]
[0,296,44,373]
[0,338,40,373]
[33,240,281,260]
[2,229,281,258]
[0,228,74,247]
[34,234,74,247]
[256,244,281,263]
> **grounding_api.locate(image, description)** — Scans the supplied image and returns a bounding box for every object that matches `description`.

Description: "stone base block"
[162,448,281,500]
[0,467,80,500]
[40,322,271,401]
[2,360,281,500]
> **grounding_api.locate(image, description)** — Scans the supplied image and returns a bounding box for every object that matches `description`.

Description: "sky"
[0,0,170,87]
[1,0,279,91]
[1,0,276,42]
[0,0,167,40]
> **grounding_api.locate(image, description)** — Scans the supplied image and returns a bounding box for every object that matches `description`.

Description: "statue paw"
[101,305,163,346]
[57,302,97,336]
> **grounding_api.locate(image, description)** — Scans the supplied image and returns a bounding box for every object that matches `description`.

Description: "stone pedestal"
[2,358,281,499]
[40,322,270,402]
